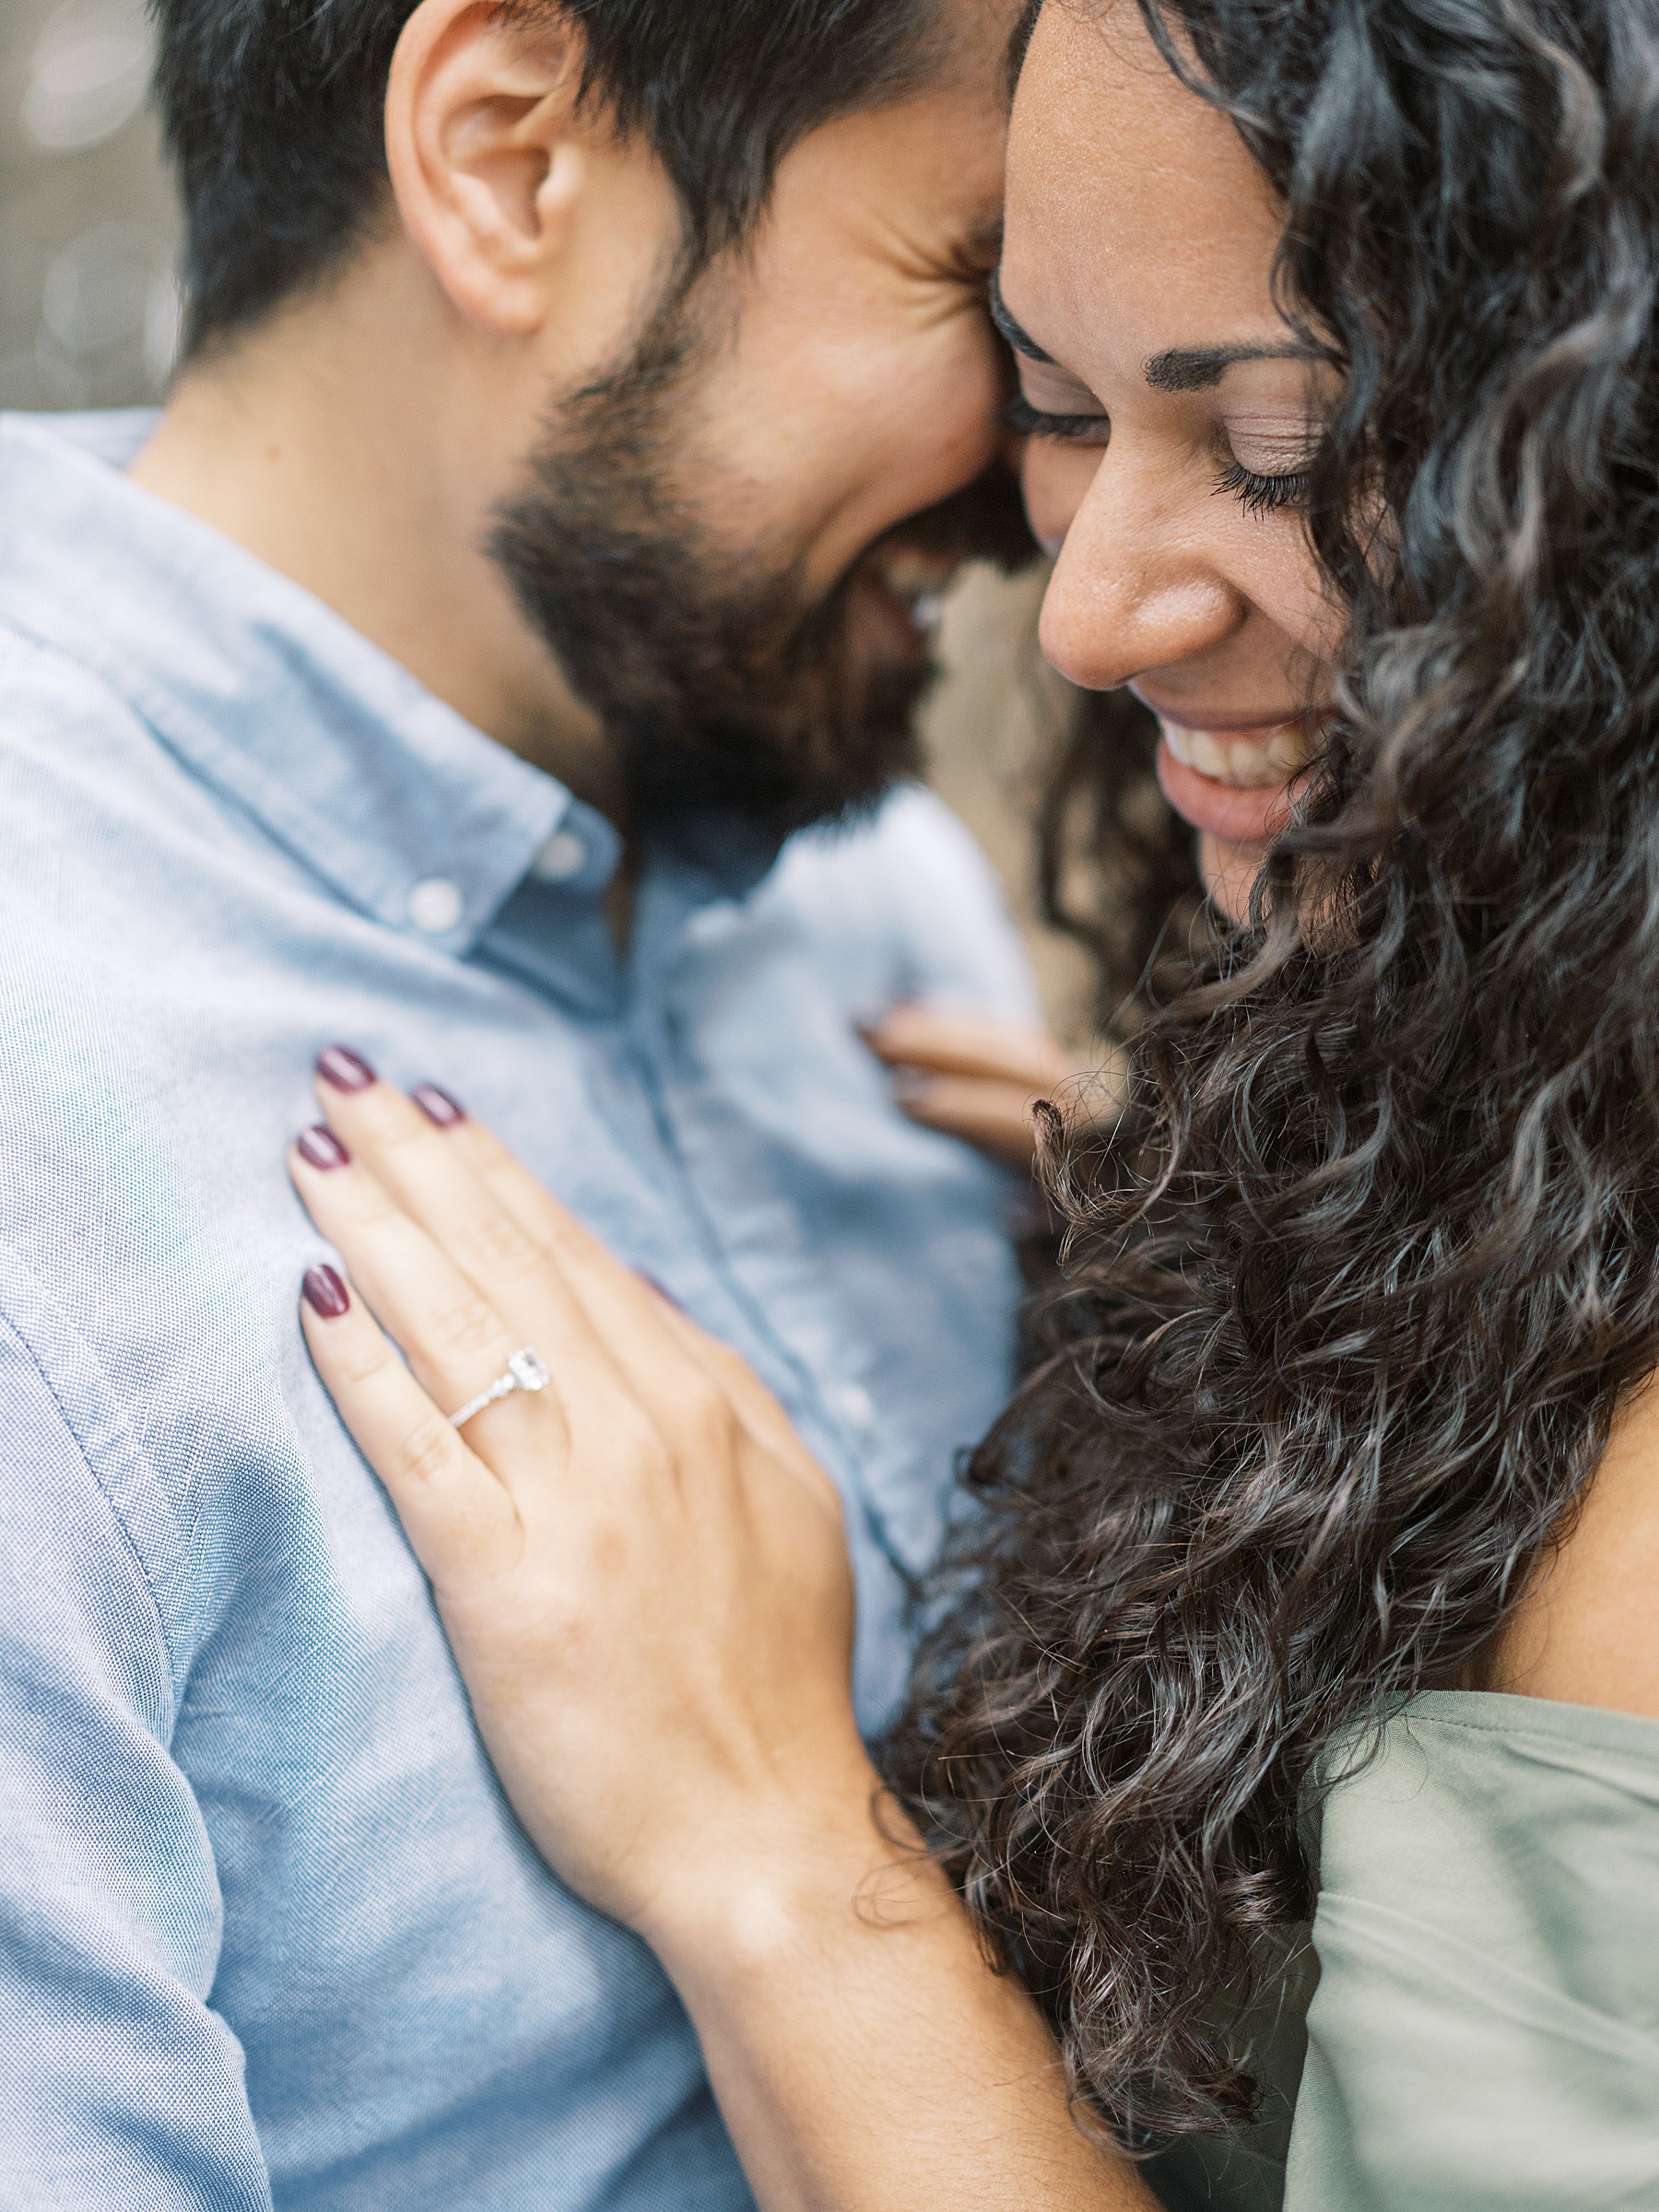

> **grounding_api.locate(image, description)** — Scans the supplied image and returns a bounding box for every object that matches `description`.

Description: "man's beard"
[489,287,1035,853]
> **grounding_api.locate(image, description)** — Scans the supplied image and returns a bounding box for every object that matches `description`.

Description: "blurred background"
[924,571,1097,1047]
[0,0,179,411]
[0,0,1093,1042]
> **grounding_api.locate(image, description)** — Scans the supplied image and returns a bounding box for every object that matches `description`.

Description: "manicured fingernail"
[301,1265,350,1319]
[316,1044,376,1093]
[637,1269,683,1312]
[296,1124,350,1171]
[411,1082,465,1128]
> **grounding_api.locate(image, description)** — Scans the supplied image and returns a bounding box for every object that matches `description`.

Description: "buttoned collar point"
[0,409,596,958]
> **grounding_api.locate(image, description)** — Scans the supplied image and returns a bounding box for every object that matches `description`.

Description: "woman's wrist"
[634,1756,947,1999]
[631,1765,1142,2212]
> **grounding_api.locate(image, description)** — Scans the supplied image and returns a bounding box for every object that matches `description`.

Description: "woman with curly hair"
[287,0,1659,2204]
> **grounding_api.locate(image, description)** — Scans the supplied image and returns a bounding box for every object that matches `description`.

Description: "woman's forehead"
[1003,0,1283,372]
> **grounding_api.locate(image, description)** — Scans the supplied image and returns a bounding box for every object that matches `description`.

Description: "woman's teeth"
[1159,717,1311,789]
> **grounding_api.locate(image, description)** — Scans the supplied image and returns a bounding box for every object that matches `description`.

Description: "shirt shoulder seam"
[0,1260,180,1729]
[1402,1698,1659,1758]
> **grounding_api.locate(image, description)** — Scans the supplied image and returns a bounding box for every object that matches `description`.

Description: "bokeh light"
[25,0,152,155]
[0,0,180,411]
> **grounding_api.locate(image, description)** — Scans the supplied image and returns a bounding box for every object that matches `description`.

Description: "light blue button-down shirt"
[0,411,1037,2210]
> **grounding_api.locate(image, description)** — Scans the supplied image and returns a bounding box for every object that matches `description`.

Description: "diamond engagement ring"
[448,1347,552,1430]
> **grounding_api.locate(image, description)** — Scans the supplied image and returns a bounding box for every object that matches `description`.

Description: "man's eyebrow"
[987,270,1054,364]
[1144,344,1317,392]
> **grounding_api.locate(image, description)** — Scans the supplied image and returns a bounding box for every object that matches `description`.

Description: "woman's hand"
[861,1003,1089,1168]
[288,1068,875,1946]
[288,1062,1149,2212]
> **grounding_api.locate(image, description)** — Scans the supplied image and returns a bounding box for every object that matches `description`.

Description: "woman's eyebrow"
[990,276,1317,394]
[1145,344,1317,391]
[987,271,1054,363]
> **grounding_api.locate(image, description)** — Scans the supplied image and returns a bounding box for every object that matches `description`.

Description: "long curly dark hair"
[888,0,1659,2144]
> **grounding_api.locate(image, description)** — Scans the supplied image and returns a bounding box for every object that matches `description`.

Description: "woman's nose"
[1036,453,1241,692]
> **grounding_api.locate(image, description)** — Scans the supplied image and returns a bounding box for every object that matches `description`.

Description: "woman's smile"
[1136,688,1320,844]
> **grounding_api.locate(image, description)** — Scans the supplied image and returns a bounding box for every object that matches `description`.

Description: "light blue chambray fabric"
[0,411,1039,2212]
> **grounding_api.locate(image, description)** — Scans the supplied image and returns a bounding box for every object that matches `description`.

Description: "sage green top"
[1152,1691,1659,2212]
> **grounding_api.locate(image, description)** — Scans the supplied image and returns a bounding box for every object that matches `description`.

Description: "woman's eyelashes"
[1215,416,1318,515]
[1213,453,1310,515]
[1000,377,1315,512]
[997,391,1112,446]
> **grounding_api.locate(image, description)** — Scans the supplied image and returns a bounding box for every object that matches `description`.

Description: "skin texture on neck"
[133,248,627,808]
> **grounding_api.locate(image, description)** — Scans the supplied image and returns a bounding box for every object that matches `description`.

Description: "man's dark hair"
[151,0,947,353]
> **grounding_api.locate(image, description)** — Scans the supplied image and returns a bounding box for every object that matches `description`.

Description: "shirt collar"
[0,409,618,955]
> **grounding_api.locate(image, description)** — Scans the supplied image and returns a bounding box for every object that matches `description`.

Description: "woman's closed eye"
[1213,454,1309,515]
[998,390,1112,446]
[1214,418,1318,516]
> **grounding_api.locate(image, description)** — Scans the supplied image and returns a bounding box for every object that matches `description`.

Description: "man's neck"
[129,265,619,817]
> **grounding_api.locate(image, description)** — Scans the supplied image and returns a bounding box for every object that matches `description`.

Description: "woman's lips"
[1152,714,1313,847]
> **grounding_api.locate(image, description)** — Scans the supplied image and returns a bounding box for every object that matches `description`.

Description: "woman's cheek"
[1236,524,1340,665]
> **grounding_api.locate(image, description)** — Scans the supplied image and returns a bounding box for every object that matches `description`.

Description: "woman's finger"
[428,1104,838,1504]
[297,1264,522,1585]
[289,1135,571,1468]
[311,1073,710,1432]
[889,1072,1055,1165]
[431,1101,776,1414]
[307,1072,614,1365]
[861,1004,1077,1090]
[448,1107,668,1290]
[306,1065,840,1512]
[442,1105,838,1504]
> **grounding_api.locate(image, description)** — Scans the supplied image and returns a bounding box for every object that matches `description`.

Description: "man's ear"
[385,0,607,335]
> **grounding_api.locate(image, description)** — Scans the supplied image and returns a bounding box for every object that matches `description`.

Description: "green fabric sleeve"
[1283,1691,1659,2212]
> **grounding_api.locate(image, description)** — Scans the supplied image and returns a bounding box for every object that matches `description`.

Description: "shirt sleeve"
[875,784,1045,1025]
[1283,1696,1659,2211]
[0,1315,274,2211]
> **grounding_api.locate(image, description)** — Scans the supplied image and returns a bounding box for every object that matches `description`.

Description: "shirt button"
[532,829,586,884]
[835,1381,877,1443]
[407,877,464,934]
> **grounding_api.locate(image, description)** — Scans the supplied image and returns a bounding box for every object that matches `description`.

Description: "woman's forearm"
[643,1773,1157,2212]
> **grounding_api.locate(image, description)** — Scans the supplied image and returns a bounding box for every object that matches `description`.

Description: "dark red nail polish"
[316,1044,376,1093]
[412,1082,466,1128]
[301,1265,350,1320]
[296,1124,350,1171]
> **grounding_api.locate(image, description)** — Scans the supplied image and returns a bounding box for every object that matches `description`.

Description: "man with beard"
[0,0,1042,2206]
